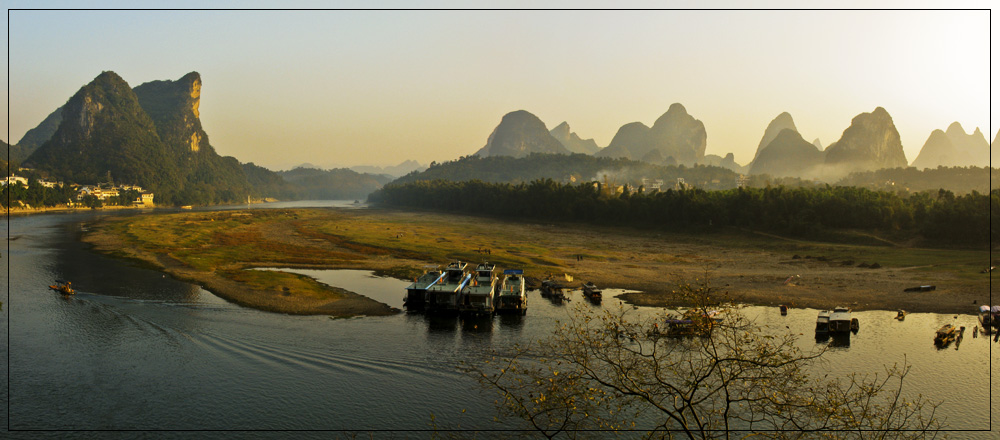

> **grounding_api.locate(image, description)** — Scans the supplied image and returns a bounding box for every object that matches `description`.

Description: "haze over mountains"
[8,69,995,207]
[473,105,993,181]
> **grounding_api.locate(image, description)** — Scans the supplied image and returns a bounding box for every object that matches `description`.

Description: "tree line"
[370,179,996,247]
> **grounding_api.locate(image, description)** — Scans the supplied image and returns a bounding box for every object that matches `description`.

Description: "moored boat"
[583,281,602,303]
[425,261,471,314]
[978,305,999,334]
[540,279,566,301]
[48,280,74,295]
[815,310,831,334]
[495,269,527,315]
[829,307,852,334]
[404,266,445,311]
[460,262,498,316]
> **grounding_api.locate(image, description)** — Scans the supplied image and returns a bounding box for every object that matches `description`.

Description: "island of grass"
[82,207,994,317]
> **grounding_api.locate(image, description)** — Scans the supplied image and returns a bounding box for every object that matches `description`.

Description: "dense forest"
[370,179,996,247]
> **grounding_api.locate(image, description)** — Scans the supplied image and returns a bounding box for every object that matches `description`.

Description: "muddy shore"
[81,207,994,316]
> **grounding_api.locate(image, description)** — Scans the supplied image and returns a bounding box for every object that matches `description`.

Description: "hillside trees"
[370,180,995,247]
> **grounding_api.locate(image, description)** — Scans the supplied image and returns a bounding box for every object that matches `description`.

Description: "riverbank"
[5,204,152,216]
[81,207,994,316]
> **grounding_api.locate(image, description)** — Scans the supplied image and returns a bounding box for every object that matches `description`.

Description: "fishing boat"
[495,269,527,315]
[829,307,852,334]
[894,310,907,321]
[583,281,602,303]
[815,310,831,335]
[540,279,566,301]
[403,266,445,311]
[934,324,961,346]
[48,280,74,295]
[425,261,471,314]
[978,305,999,334]
[460,262,498,316]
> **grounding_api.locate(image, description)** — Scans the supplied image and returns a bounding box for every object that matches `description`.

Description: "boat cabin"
[460,263,498,315]
[426,261,471,313]
[496,269,527,314]
[404,267,444,310]
[815,310,831,334]
[829,307,852,333]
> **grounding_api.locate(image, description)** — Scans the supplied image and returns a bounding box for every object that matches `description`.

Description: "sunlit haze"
[4,2,996,170]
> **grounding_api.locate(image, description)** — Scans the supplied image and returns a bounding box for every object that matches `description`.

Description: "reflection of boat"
[496,269,527,315]
[815,310,831,334]
[829,307,852,334]
[404,266,445,311]
[583,282,602,303]
[460,262,498,316]
[48,280,74,295]
[978,305,999,334]
[426,261,471,314]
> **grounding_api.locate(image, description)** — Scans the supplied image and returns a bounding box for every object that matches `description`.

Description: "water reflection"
[5,211,999,436]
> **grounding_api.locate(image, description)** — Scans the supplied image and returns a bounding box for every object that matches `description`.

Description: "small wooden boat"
[934,324,960,345]
[583,282,602,303]
[904,285,936,292]
[894,310,907,320]
[48,280,74,295]
[779,304,788,315]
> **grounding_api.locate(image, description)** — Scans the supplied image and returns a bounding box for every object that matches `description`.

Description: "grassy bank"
[82,207,994,316]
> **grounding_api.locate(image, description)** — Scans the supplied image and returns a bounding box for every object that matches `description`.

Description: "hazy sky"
[4,1,997,170]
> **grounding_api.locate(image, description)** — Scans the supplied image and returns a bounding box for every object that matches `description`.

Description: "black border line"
[3,5,995,437]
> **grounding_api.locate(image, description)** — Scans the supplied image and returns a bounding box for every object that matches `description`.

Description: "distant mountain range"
[469,105,996,182]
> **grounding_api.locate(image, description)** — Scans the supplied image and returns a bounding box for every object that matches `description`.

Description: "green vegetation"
[394,153,741,190]
[371,179,996,247]
[836,165,997,195]
[278,167,391,200]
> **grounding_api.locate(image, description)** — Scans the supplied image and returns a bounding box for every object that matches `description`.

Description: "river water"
[3,203,998,437]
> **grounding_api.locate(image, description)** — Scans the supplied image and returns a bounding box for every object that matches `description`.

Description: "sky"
[4,1,997,170]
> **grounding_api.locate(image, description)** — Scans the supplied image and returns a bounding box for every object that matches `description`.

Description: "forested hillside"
[371,179,995,247]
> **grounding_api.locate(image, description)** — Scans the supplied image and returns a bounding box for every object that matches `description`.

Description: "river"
[3,202,998,437]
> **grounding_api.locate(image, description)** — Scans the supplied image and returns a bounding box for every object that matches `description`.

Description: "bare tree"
[475,279,941,439]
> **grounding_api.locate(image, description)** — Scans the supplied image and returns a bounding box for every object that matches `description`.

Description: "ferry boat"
[829,307,852,334]
[979,305,998,334]
[460,262,498,316]
[815,310,831,334]
[425,261,471,314]
[403,266,445,311]
[495,269,527,315]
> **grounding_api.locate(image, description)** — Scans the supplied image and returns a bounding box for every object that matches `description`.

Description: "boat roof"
[503,269,523,275]
[476,262,496,270]
[830,310,851,320]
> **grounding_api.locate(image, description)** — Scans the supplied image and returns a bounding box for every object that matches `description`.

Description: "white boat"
[460,262,498,316]
[496,269,527,315]
[829,307,852,334]
[425,261,471,314]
